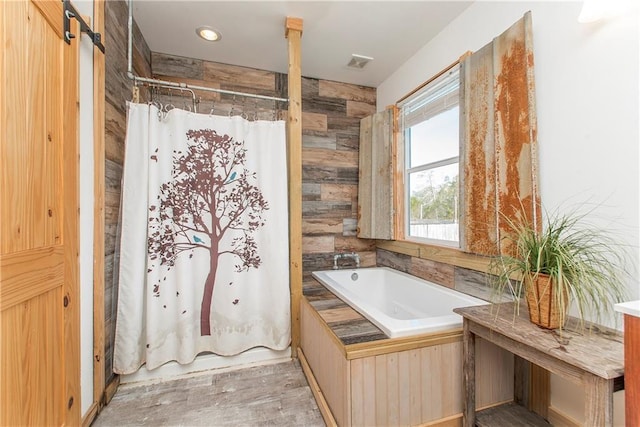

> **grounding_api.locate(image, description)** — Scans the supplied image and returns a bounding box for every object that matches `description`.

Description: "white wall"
[378,1,638,424]
[74,0,95,417]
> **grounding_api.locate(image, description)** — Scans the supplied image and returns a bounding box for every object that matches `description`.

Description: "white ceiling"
[132,1,473,87]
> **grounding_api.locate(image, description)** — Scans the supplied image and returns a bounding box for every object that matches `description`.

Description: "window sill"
[376,239,491,274]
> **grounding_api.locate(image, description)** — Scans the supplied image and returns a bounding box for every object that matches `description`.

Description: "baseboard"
[103,375,120,406]
[297,347,338,427]
[81,402,99,427]
[418,413,462,427]
[119,347,291,385]
[547,406,581,427]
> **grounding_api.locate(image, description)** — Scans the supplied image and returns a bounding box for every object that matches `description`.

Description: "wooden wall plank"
[408,349,423,425]
[357,109,393,239]
[302,111,328,132]
[357,115,372,238]
[203,60,276,92]
[375,355,388,423]
[318,80,376,104]
[303,147,358,168]
[475,338,514,408]
[297,348,339,427]
[302,236,335,254]
[409,256,455,288]
[300,299,350,426]
[398,351,411,426]
[92,0,107,416]
[346,100,376,118]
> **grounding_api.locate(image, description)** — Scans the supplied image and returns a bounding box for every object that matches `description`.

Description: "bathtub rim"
[311,266,488,339]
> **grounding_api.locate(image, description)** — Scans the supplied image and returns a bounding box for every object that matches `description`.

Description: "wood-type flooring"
[92,359,325,426]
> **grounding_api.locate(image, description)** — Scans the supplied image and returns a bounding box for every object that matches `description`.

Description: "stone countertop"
[614,300,640,318]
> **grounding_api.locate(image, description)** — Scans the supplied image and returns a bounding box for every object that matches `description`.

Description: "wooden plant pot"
[524,274,569,329]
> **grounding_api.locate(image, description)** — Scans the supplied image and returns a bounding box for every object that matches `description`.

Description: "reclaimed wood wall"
[104,0,152,387]
[300,80,377,274]
[376,248,502,303]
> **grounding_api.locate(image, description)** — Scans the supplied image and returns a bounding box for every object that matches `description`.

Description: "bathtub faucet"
[333,252,360,270]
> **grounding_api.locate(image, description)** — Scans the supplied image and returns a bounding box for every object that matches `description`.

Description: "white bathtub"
[312,267,487,338]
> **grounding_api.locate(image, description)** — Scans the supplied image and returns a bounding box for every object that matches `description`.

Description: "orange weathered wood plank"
[460,12,539,257]
[624,314,640,426]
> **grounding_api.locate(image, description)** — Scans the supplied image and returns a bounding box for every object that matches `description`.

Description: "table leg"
[463,319,476,427]
[584,375,613,426]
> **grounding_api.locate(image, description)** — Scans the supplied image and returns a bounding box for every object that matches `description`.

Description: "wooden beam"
[285,17,303,358]
[92,0,106,417]
[285,17,303,37]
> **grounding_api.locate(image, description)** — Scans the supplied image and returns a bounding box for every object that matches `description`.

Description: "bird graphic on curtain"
[147,129,269,336]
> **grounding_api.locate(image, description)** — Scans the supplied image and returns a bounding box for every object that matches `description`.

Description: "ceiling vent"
[347,54,374,69]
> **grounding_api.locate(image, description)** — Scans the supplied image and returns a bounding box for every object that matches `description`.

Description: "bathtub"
[312,266,487,338]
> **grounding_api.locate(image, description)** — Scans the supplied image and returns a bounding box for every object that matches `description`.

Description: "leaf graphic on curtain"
[147,129,269,336]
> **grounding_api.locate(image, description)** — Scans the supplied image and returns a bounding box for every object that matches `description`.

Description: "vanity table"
[455,303,624,427]
[615,300,640,426]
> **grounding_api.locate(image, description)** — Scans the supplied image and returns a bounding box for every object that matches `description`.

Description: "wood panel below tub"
[301,279,514,426]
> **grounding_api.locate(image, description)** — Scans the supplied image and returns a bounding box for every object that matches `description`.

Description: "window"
[400,65,460,246]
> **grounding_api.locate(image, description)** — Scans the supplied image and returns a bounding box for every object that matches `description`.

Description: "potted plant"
[489,208,628,329]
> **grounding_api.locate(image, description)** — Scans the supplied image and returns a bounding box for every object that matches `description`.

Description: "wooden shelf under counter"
[455,303,624,427]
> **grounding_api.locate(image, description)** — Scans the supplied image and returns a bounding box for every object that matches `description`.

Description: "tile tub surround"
[301,276,514,426]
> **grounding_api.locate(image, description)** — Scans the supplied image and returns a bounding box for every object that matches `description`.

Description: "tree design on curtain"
[148,129,269,336]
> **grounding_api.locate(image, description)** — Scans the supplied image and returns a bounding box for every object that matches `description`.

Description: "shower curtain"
[113,103,290,374]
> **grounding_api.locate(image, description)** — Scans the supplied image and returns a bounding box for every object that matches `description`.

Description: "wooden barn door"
[0,0,80,425]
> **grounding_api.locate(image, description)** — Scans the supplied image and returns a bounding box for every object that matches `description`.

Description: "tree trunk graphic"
[147,129,268,336]
[200,243,219,335]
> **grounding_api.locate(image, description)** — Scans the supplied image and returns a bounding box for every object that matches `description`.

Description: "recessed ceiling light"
[196,26,221,42]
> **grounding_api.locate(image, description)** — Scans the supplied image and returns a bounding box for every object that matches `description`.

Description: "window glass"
[408,107,459,167]
[401,66,460,245]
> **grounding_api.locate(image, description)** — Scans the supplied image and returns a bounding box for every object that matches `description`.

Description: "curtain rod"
[126,0,289,105]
